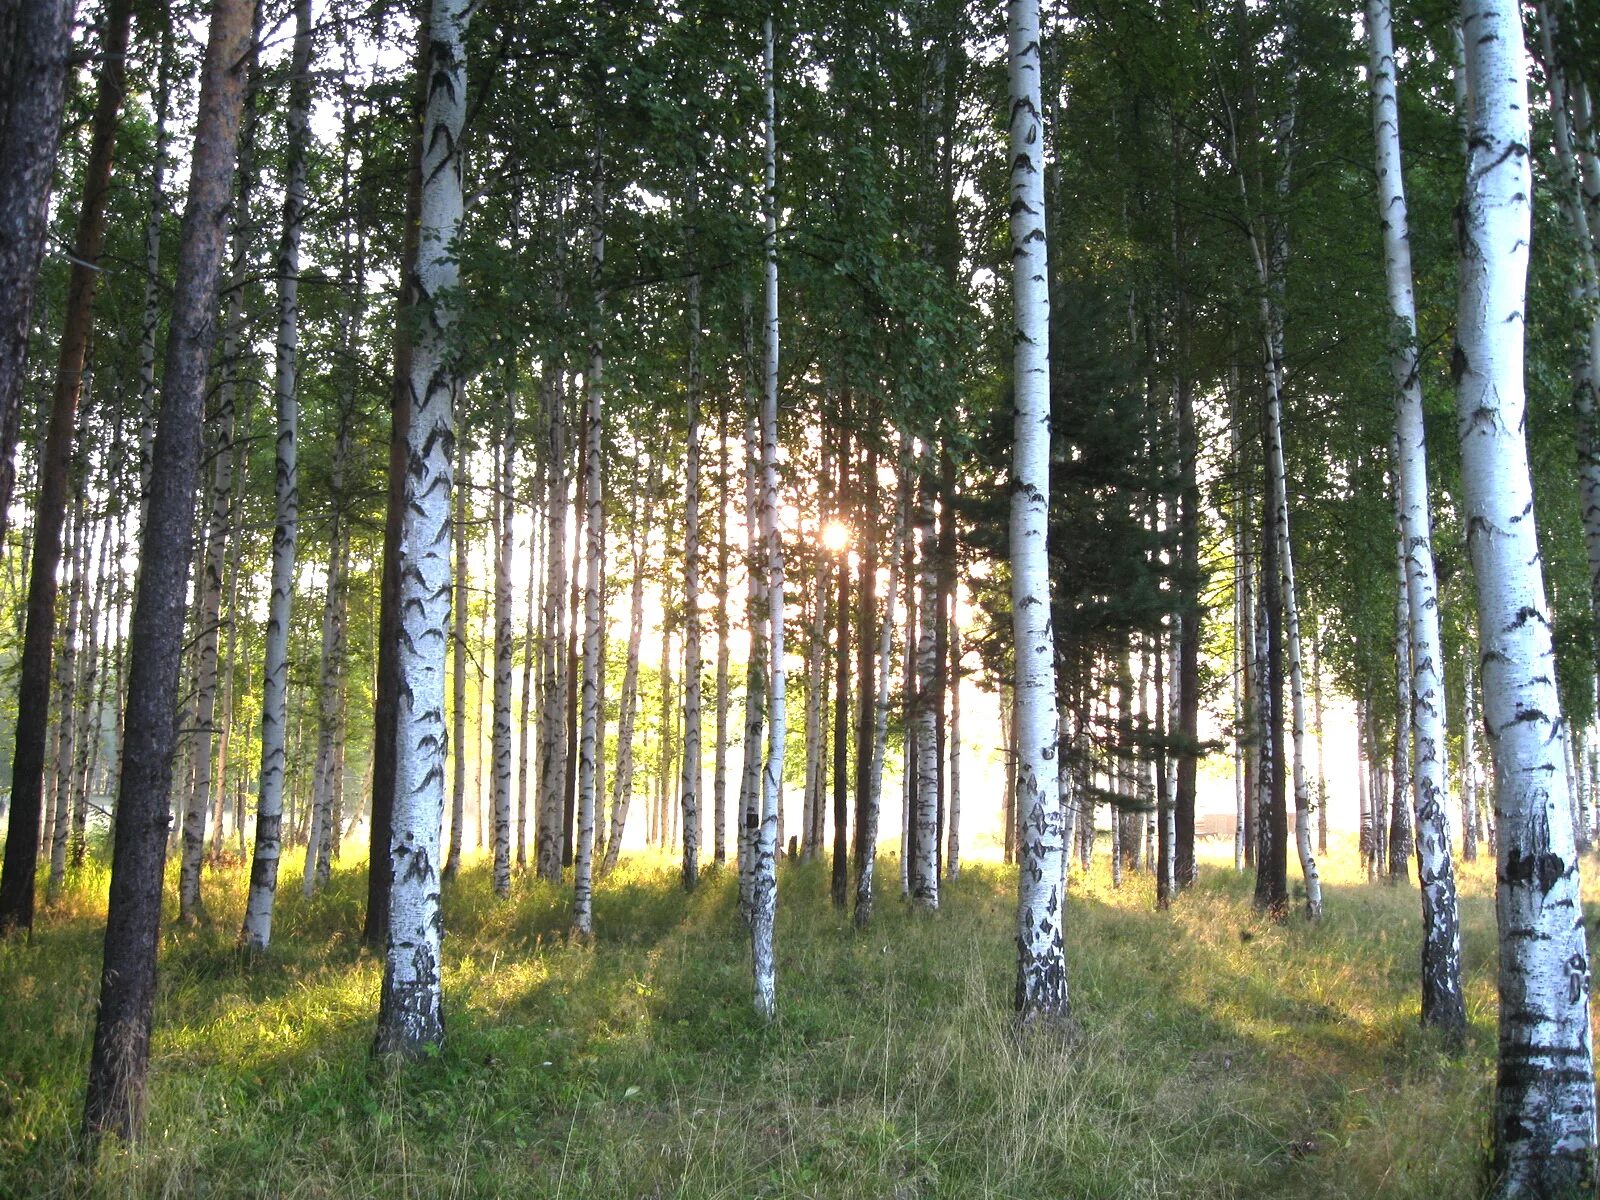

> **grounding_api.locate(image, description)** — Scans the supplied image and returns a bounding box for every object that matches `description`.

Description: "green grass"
[0,839,1593,1198]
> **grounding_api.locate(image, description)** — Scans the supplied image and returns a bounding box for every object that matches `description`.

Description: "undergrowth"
[0,838,1593,1198]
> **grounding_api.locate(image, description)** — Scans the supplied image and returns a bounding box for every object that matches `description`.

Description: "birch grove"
[0,0,1596,1182]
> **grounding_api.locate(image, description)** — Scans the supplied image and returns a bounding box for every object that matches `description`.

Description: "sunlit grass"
[0,836,1593,1197]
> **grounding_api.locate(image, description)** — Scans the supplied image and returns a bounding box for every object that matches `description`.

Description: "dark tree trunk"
[0,0,74,553]
[1173,354,1200,893]
[1255,414,1289,918]
[830,437,850,909]
[853,435,878,881]
[0,0,134,934]
[82,0,255,1142]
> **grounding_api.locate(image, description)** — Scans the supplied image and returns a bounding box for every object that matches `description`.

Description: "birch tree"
[374,0,470,1059]
[1009,0,1068,1026]
[573,141,606,939]
[1364,0,1464,1039]
[492,425,515,898]
[751,15,783,1019]
[857,433,907,928]
[241,0,313,950]
[1455,2,1596,1188]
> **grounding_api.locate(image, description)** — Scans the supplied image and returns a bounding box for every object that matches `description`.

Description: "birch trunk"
[1009,0,1068,1025]
[71,507,112,870]
[179,51,259,925]
[1367,0,1464,1036]
[573,150,605,937]
[603,470,645,876]
[946,613,961,878]
[713,406,732,865]
[1456,4,1596,1186]
[365,7,431,950]
[737,412,766,916]
[751,16,783,1019]
[912,469,940,909]
[241,0,312,948]
[374,0,469,1059]
[308,90,364,889]
[856,433,906,929]
[537,372,570,883]
[517,454,541,872]
[1358,694,1373,876]
[1263,322,1320,918]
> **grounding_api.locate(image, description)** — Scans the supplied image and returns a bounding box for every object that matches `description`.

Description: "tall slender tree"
[1009,0,1068,1026]
[1455,1,1596,1189]
[0,0,134,933]
[82,0,256,1140]
[1365,0,1464,1041]
[374,0,471,1060]
[241,0,314,951]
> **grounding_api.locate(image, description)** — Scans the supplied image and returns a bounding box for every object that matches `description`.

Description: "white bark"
[1366,0,1465,1034]
[179,130,253,924]
[737,410,766,923]
[1263,328,1320,918]
[946,613,961,878]
[1456,4,1596,1187]
[713,410,732,864]
[573,156,604,937]
[537,371,569,883]
[1009,0,1068,1025]
[517,454,541,872]
[241,0,311,949]
[375,0,469,1058]
[752,16,783,1020]
[856,431,907,929]
[603,469,645,876]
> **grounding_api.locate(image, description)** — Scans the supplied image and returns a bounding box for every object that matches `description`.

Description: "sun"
[820,520,851,553]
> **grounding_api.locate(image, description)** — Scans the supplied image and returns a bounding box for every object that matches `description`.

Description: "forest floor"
[2,836,1594,1198]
